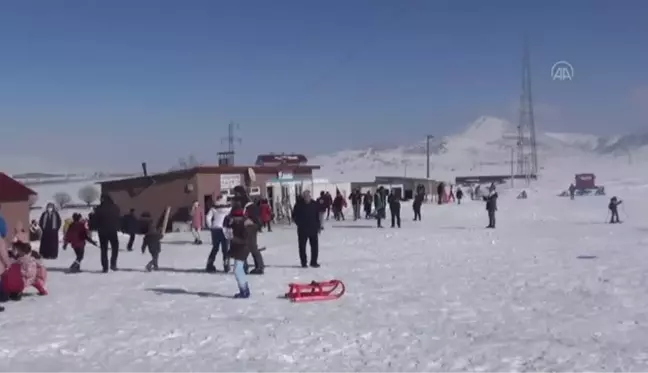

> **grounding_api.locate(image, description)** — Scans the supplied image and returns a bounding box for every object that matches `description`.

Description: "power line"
[517,35,538,180]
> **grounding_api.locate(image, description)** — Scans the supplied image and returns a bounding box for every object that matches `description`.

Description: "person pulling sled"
[608,196,623,224]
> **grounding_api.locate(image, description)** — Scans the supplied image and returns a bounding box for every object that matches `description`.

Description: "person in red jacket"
[63,213,98,273]
[259,198,272,232]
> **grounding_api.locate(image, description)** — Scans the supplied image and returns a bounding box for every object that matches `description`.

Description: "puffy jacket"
[0,214,7,239]
[64,221,93,249]
[206,205,231,230]
[260,203,272,223]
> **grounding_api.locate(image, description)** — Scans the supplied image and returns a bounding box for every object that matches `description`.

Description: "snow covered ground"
[2,176,648,371]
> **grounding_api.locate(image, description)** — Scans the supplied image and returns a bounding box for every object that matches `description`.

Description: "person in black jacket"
[388,189,401,228]
[94,194,122,272]
[292,190,321,268]
[349,189,362,220]
[363,191,373,218]
[412,191,424,221]
[374,187,387,228]
[140,212,163,271]
[456,188,464,204]
[483,189,498,228]
[437,182,445,205]
[608,196,623,224]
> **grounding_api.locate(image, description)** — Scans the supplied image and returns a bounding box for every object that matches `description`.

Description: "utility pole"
[426,135,434,179]
[518,35,538,178]
[510,147,515,188]
[219,121,242,165]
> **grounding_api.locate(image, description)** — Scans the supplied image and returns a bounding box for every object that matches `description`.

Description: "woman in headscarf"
[38,203,62,259]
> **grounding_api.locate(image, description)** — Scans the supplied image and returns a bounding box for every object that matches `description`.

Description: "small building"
[574,173,596,190]
[255,153,309,167]
[350,176,439,200]
[0,172,38,241]
[455,174,537,186]
[98,164,319,232]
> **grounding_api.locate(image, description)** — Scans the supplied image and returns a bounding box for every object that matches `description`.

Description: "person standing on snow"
[226,199,252,298]
[332,191,346,221]
[205,195,231,273]
[232,186,264,275]
[140,211,163,271]
[316,192,327,230]
[259,198,273,232]
[483,188,498,229]
[412,189,424,221]
[292,190,322,268]
[436,182,445,205]
[38,203,62,259]
[374,186,387,228]
[0,206,7,242]
[608,196,623,224]
[456,187,464,204]
[569,184,576,200]
[363,191,373,218]
[388,189,401,228]
[324,191,333,220]
[93,194,121,272]
[190,201,204,245]
[349,189,363,220]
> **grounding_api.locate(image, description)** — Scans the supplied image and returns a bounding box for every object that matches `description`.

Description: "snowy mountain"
[312,116,648,181]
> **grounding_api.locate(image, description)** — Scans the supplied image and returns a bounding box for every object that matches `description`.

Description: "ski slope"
[1,178,648,371]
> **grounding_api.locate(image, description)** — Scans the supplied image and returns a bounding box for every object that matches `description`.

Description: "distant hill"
[311,116,648,181]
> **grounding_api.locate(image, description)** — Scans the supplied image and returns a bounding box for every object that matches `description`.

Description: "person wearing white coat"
[205,196,232,273]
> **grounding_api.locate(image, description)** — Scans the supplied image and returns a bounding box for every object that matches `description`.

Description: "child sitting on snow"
[0,241,47,302]
[29,219,42,241]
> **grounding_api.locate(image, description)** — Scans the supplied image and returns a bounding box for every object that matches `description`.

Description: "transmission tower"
[218,121,242,166]
[517,36,538,178]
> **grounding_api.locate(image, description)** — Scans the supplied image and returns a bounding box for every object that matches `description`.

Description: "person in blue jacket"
[0,206,7,239]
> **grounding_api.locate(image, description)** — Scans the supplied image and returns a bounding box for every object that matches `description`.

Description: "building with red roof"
[0,172,37,241]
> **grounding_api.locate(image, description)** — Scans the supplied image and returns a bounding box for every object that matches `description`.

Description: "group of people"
[0,214,49,313]
[0,179,499,306]
[314,186,428,229]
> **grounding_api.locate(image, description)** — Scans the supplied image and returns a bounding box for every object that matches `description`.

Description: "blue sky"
[0,0,647,171]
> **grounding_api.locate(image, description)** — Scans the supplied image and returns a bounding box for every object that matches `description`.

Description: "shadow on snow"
[47,266,222,274]
[145,287,233,298]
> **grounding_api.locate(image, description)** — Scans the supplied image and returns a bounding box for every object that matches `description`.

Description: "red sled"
[284,280,345,302]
